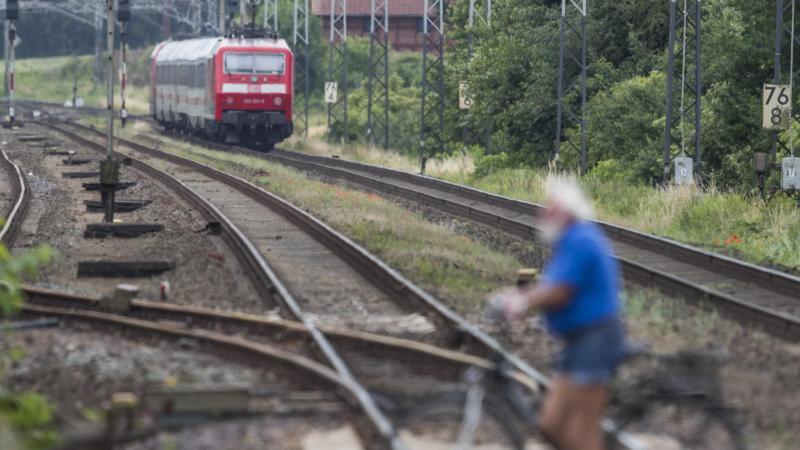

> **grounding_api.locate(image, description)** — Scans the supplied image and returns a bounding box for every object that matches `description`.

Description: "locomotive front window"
[224,53,284,75]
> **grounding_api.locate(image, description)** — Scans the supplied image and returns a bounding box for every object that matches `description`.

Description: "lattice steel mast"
[367,0,389,149]
[263,0,277,31]
[554,0,588,174]
[663,0,702,182]
[293,0,310,138]
[467,0,490,59]
[465,0,491,150]
[419,0,445,173]
[327,0,348,142]
[770,1,800,170]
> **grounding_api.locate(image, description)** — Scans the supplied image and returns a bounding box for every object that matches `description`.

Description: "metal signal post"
[663,0,702,184]
[100,0,120,223]
[327,0,348,142]
[6,22,15,127]
[119,0,131,128]
[293,0,310,138]
[554,0,588,174]
[419,0,445,173]
[5,0,19,128]
[367,0,389,149]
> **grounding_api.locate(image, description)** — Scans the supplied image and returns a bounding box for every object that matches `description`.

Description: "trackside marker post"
[101,0,120,224]
[5,1,19,129]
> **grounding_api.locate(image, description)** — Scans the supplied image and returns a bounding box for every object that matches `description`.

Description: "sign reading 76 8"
[763,84,792,131]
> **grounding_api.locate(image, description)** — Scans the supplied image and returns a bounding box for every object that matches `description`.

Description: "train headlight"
[274,96,283,107]
[225,96,235,105]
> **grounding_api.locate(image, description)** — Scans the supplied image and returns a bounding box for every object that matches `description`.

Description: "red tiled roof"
[312,0,426,17]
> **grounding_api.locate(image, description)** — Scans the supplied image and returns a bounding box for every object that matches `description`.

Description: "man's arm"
[499,283,573,320]
[522,283,573,311]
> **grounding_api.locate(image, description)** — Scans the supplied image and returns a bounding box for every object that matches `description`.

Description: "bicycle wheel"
[397,391,531,450]
[609,400,749,450]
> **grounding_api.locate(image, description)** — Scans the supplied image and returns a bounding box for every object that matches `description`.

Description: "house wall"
[320,16,427,52]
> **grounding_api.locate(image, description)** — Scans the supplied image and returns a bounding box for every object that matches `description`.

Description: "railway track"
[37,119,557,449]
[135,129,800,341]
[0,145,29,246]
[20,288,545,449]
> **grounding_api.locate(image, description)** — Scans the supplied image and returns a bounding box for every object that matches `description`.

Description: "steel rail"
[40,121,404,450]
[21,285,541,394]
[0,147,29,246]
[19,303,351,398]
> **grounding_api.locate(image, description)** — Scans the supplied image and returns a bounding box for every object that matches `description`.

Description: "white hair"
[544,176,594,221]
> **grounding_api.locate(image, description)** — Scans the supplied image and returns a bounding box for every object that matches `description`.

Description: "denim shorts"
[555,317,626,385]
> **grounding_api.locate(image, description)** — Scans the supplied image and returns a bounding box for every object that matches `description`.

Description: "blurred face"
[538,198,572,244]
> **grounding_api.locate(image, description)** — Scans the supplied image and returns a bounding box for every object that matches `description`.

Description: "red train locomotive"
[150,33,293,150]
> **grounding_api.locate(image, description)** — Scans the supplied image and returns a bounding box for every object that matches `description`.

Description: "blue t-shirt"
[542,221,621,335]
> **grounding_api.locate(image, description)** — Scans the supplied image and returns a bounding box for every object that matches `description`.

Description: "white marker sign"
[763,84,792,130]
[459,81,473,110]
[324,81,338,104]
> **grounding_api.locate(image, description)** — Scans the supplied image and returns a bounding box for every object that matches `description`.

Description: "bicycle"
[392,271,749,450]
[393,343,748,450]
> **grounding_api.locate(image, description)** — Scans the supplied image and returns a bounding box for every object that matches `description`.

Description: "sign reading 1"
[763,84,792,131]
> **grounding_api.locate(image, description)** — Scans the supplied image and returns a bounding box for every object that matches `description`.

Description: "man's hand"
[488,287,530,321]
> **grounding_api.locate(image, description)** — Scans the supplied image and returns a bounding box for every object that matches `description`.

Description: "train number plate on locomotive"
[243,98,266,105]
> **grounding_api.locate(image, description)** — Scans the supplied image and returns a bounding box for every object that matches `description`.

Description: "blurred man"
[492,176,626,450]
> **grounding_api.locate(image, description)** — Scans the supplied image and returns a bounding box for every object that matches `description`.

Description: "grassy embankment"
[1,52,151,115]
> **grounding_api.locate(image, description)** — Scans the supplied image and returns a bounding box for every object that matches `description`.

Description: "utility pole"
[161,0,172,39]
[663,0,702,185]
[100,0,120,224]
[554,0,588,174]
[293,0,310,138]
[366,0,389,149]
[72,53,79,108]
[327,0,348,143]
[219,0,227,33]
[94,1,104,84]
[3,20,8,97]
[5,21,16,127]
[419,0,445,173]
[5,0,19,127]
[119,0,131,128]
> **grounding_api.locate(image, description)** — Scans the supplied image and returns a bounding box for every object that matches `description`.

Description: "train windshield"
[224,53,284,75]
